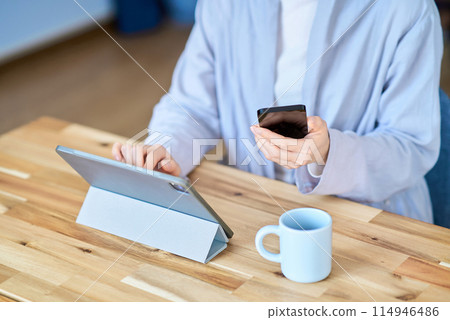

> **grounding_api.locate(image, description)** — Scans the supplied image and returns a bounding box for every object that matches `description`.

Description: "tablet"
[56,145,233,238]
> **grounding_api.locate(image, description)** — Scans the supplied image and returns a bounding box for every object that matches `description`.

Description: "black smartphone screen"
[257,104,308,139]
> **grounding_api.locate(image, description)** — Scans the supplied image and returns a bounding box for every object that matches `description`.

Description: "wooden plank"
[332,216,449,264]
[395,257,450,289]
[61,123,127,151]
[4,202,250,292]
[0,264,19,284]
[370,211,450,245]
[191,161,382,223]
[27,117,70,132]
[0,211,249,291]
[6,122,122,162]
[117,252,251,292]
[0,152,42,178]
[332,232,408,270]
[232,277,317,302]
[121,264,243,302]
[0,167,30,179]
[321,255,429,302]
[3,202,198,269]
[61,270,167,302]
[0,238,83,286]
[30,167,89,196]
[0,173,84,216]
[0,203,9,214]
[208,250,329,299]
[0,288,28,302]
[0,214,140,281]
[0,187,27,215]
[0,189,27,203]
[0,294,16,302]
[0,272,90,302]
[3,117,70,137]
[0,136,73,174]
[3,201,250,294]
[414,285,450,302]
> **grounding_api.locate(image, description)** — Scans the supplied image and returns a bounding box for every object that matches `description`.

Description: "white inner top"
[273,0,319,183]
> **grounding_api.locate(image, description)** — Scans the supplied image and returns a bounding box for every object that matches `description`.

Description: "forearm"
[149,94,220,177]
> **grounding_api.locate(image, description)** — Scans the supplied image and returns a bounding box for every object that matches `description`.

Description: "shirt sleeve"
[295,5,443,203]
[148,0,220,177]
[307,163,325,178]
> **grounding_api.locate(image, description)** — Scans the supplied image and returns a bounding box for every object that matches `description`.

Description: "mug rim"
[279,208,332,233]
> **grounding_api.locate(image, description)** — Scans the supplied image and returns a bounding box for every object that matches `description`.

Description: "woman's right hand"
[112,142,181,176]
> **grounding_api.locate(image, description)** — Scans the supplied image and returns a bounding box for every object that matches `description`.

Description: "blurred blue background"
[0,0,196,63]
[0,0,114,62]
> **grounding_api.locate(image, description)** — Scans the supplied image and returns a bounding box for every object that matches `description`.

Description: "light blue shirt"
[149,0,443,223]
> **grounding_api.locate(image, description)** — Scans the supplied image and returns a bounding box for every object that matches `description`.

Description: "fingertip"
[163,160,173,170]
[162,160,181,176]
[308,116,319,125]
[252,126,264,136]
[112,142,121,157]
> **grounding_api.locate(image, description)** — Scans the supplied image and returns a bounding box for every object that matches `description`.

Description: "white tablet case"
[56,146,230,263]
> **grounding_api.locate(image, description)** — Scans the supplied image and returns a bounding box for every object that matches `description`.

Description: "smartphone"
[257,104,308,139]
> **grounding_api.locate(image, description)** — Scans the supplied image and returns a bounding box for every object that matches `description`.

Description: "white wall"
[0,0,114,63]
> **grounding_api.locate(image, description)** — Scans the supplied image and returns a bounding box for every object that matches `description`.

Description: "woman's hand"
[112,142,181,176]
[250,116,330,169]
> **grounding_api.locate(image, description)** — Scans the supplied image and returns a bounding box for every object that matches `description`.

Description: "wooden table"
[0,117,449,302]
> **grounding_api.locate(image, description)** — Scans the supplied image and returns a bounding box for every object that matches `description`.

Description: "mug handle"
[255,225,281,263]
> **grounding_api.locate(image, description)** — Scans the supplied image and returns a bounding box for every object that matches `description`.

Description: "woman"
[113,0,443,223]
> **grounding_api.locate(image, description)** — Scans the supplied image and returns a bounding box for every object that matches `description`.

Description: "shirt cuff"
[307,163,325,178]
[295,128,341,195]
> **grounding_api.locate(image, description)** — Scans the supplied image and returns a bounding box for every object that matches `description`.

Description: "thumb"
[307,116,322,133]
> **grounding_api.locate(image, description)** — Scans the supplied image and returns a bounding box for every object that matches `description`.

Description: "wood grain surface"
[0,117,449,302]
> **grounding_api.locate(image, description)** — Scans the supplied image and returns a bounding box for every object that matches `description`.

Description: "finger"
[258,137,311,168]
[254,136,274,158]
[159,159,181,176]
[256,134,302,152]
[145,144,168,171]
[269,137,303,151]
[253,133,267,148]
[120,145,128,163]
[135,144,146,168]
[287,149,314,167]
[251,125,302,151]
[130,145,136,165]
[251,125,285,140]
[259,141,281,162]
[255,136,267,151]
[124,144,133,165]
[112,142,123,161]
[259,143,299,169]
[258,143,273,162]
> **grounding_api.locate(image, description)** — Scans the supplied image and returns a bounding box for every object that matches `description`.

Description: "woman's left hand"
[250,116,330,169]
